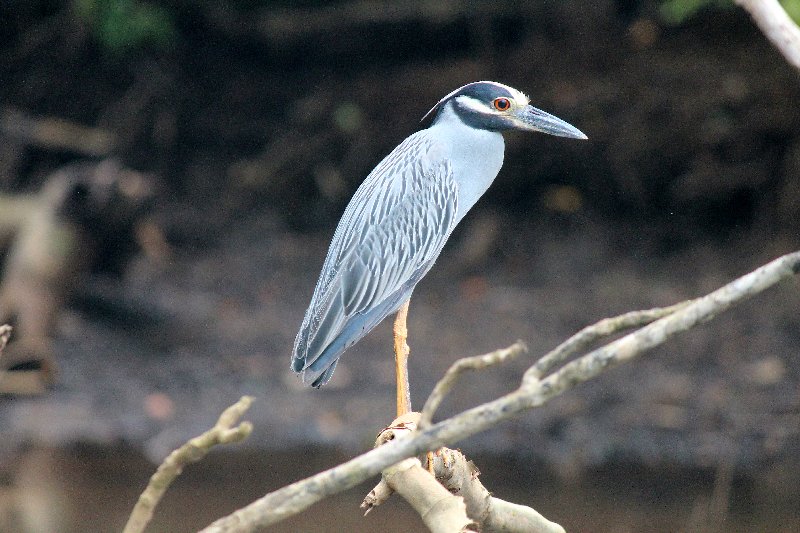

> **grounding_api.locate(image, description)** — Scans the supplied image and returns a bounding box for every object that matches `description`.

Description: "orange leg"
[393,299,411,416]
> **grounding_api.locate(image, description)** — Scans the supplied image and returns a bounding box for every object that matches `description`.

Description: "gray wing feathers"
[293,132,457,384]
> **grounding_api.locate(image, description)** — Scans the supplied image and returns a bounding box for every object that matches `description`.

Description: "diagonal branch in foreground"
[363,415,565,533]
[419,342,528,429]
[528,301,691,380]
[420,301,693,429]
[199,250,800,533]
[124,396,255,533]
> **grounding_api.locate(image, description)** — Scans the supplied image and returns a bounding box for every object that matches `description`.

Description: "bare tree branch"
[383,457,475,533]
[527,301,692,380]
[361,412,424,514]
[364,418,565,532]
[199,251,800,532]
[420,302,695,430]
[419,342,528,429]
[431,448,565,533]
[124,396,255,533]
[361,477,394,514]
[736,0,800,70]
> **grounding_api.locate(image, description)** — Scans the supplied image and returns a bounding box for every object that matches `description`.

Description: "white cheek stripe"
[457,89,530,116]
[456,95,491,114]
[422,81,531,121]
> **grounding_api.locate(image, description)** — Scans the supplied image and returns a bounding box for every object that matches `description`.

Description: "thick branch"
[123,396,254,533]
[362,413,476,533]
[384,458,475,533]
[364,432,564,532]
[736,0,800,70]
[361,412,424,513]
[485,498,565,533]
[200,251,800,532]
[432,447,564,533]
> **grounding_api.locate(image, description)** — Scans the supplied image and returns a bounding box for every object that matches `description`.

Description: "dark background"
[1,1,799,531]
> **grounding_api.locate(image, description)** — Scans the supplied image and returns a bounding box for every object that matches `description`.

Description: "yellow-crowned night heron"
[292,81,586,416]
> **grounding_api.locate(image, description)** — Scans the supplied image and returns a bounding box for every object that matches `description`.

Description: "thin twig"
[736,0,800,70]
[123,396,255,533]
[419,341,528,429]
[361,478,393,515]
[526,301,692,381]
[199,251,800,533]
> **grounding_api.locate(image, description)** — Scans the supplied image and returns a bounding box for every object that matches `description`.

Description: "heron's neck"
[430,103,505,223]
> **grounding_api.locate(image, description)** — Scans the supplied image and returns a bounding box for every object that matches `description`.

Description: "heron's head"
[423,81,587,140]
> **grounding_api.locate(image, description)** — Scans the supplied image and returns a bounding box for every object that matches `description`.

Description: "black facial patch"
[422,82,519,126]
[449,82,515,103]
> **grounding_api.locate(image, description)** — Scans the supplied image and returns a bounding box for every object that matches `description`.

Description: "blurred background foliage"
[72,0,176,52]
[70,0,354,52]
[69,0,800,53]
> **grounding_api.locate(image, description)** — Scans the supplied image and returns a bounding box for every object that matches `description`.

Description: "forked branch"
[123,396,255,533]
[197,251,799,532]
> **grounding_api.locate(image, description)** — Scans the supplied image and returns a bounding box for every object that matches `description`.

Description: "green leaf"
[782,0,800,23]
[72,0,176,53]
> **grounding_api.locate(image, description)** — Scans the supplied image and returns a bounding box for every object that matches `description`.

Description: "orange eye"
[493,97,511,111]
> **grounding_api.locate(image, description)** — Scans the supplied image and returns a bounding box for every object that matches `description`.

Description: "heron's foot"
[376,411,421,444]
[426,448,449,475]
